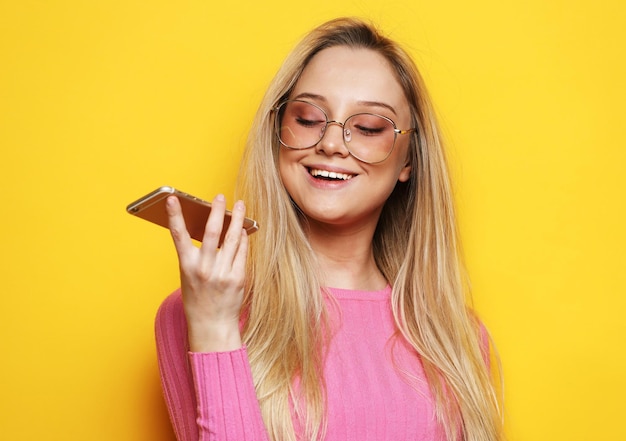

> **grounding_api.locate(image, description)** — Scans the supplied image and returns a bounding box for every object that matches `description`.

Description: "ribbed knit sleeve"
[155,290,198,441]
[189,351,268,440]
[155,290,268,441]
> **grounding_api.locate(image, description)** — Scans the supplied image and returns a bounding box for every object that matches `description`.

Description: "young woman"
[155,17,503,441]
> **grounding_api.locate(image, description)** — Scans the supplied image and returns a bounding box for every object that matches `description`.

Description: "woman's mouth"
[308,168,354,181]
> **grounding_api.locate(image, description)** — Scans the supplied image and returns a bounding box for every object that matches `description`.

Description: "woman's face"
[278,46,413,232]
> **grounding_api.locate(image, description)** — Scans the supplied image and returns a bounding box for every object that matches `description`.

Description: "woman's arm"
[155,290,269,441]
[155,290,198,440]
[155,195,269,439]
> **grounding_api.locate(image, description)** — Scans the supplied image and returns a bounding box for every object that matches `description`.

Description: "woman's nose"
[315,121,350,158]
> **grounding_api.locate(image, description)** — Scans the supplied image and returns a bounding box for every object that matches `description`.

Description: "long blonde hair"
[236,17,503,441]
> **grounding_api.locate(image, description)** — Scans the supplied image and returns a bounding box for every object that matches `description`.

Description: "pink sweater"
[155,286,448,440]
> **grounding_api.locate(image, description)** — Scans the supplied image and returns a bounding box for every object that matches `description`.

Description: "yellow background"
[1,1,624,440]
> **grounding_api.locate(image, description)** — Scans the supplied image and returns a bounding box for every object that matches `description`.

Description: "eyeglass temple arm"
[394,128,417,135]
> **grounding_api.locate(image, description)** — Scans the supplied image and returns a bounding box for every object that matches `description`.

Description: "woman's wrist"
[187,319,242,353]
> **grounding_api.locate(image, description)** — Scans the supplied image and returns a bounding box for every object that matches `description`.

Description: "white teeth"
[310,169,354,180]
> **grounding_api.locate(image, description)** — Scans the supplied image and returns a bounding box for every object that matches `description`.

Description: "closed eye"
[354,124,386,136]
[296,117,325,128]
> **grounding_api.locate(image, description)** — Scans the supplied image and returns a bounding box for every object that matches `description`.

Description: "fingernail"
[235,200,245,211]
[215,194,225,202]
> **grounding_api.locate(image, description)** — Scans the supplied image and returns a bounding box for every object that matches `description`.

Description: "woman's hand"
[166,194,249,353]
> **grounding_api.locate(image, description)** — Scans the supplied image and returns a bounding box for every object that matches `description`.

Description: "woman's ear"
[398,162,412,183]
[398,135,417,183]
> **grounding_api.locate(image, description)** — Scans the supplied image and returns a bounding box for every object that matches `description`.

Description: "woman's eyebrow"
[357,100,397,116]
[292,92,327,102]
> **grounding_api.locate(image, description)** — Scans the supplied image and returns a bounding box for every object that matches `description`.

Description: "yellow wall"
[1,1,624,439]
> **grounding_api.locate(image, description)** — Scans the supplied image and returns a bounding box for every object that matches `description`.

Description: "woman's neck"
[306,221,388,291]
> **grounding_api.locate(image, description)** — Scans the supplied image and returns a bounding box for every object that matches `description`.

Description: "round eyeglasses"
[273,100,416,164]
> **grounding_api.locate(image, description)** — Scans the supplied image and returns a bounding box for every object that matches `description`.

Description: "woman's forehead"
[292,46,409,115]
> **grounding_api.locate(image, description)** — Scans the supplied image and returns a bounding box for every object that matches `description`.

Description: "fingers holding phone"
[212,198,250,270]
[165,195,193,250]
[199,193,231,250]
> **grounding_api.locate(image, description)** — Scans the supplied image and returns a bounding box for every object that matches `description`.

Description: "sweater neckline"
[326,285,392,301]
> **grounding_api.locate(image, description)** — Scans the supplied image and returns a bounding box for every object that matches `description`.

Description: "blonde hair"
[236,17,503,441]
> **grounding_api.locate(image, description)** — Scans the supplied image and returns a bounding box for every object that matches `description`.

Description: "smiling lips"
[309,168,355,181]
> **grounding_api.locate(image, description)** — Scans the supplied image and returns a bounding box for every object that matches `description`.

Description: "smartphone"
[126,186,259,243]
